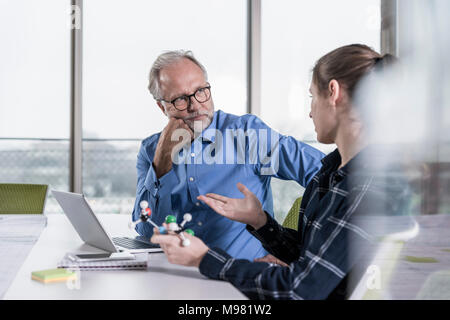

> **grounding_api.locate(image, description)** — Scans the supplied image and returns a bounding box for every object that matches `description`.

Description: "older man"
[132,50,324,260]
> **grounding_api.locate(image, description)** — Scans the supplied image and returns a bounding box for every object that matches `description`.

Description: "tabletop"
[3,213,450,300]
[2,214,247,300]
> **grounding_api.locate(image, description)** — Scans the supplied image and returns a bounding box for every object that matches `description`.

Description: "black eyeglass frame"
[158,84,212,111]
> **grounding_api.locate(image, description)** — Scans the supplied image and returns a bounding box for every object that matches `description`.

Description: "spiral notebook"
[57,253,148,271]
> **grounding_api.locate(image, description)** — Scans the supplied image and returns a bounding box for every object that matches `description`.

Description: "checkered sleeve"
[246,212,302,263]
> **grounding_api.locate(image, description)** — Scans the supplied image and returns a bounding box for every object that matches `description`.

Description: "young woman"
[151,44,396,300]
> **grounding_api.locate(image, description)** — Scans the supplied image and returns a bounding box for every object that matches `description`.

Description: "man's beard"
[184,109,214,133]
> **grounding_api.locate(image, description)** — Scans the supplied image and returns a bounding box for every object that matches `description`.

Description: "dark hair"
[312,44,396,99]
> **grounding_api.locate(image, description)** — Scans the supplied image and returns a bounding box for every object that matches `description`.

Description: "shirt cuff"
[199,247,234,280]
[144,162,176,197]
[246,211,281,245]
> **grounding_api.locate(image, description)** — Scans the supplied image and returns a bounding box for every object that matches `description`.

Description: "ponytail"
[313,44,397,99]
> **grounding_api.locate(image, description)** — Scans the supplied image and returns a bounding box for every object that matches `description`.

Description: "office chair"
[282,197,302,230]
[0,183,48,214]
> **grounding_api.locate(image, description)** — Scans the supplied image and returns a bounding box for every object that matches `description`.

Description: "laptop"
[52,190,162,254]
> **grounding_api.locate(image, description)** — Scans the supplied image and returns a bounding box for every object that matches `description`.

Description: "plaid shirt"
[199,148,379,300]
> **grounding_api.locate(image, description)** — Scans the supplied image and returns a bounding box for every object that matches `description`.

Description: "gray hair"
[148,50,208,100]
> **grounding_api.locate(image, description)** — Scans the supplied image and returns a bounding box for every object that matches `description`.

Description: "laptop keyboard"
[112,237,160,249]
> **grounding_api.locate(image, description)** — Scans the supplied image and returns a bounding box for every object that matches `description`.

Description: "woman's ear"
[328,79,341,106]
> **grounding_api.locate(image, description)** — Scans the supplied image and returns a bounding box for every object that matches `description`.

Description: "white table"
[0,214,47,298]
[3,214,247,300]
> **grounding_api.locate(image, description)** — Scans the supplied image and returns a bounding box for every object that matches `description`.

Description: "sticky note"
[403,255,438,263]
[31,268,77,283]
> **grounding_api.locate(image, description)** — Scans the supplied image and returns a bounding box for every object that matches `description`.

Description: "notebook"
[57,253,148,271]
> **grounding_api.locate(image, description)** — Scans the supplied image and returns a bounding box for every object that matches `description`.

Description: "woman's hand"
[254,254,289,267]
[197,183,267,230]
[150,226,209,268]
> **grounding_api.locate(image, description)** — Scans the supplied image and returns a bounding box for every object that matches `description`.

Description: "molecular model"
[129,200,195,247]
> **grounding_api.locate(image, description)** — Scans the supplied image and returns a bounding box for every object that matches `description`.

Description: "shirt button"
[191,152,195,157]
[269,227,274,232]
[195,202,200,206]
[198,221,203,226]
[189,177,194,182]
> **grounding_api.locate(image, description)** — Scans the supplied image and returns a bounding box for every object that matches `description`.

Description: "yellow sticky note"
[31,268,77,284]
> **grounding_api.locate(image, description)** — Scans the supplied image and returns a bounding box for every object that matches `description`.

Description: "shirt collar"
[321,146,372,177]
[321,148,342,172]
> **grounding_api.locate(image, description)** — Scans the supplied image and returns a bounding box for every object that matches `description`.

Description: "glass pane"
[0,0,71,213]
[82,140,139,214]
[82,0,247,213]
[261,0,381,222]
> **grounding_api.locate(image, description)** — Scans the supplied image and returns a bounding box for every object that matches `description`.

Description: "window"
[0,0,71,213]
[261,0,381,221]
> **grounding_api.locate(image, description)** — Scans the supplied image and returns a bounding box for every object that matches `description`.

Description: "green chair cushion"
[282,197,302,231]
[0,184,48,214]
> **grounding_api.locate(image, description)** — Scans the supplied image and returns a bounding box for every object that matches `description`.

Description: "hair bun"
[374,54,397,70]
[374,56,383,64]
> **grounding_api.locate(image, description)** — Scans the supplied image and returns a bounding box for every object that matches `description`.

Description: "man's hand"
[153,118,194,178]
[197,183,268,230]
[150,226,209,268]
[254,254,289,267]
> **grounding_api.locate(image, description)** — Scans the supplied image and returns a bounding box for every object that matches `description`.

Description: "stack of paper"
[57,253,148,271]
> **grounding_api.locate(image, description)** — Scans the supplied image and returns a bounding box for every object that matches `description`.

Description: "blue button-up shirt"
[132,109,324,260]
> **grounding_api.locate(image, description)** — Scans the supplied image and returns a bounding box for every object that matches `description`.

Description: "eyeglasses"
[159,84,211,111]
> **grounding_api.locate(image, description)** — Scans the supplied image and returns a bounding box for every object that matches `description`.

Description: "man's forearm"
[152,156,172,179]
